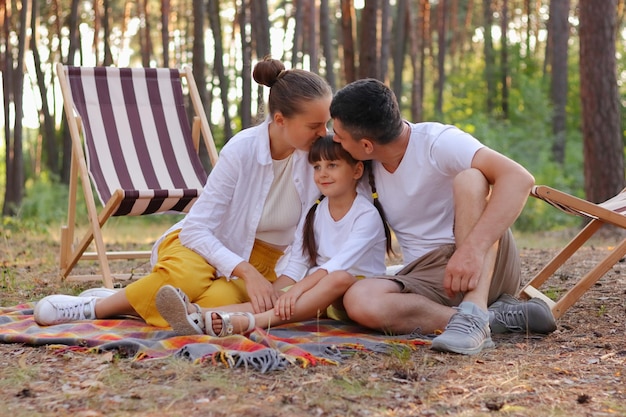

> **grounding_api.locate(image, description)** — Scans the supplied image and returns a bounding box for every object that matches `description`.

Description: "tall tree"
[251,0,270,123]
[139,0,153,66]
[579,0,624,203]
[60,0,82,183]
[379,0,391,83]
[161,0,170,66]
[102,0,113,65]
[359,0,379,79]
[291,0,304,67]
[2,0,28,216]
[207,0,233,141]
[392,0,408,99]
[435,0,447,118]
[307,0,319,73]
[339,0,356,83]
[320,0,336,90]
[30,0,58,174]
[549,0,570,164]
[500,0,509,118]
[239,0,252,129]
[483,0,495,114]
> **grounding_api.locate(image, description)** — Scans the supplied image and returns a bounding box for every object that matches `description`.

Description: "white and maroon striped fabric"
[65,66,208,216]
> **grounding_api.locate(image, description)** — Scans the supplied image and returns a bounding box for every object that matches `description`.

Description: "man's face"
[331,119,368,161]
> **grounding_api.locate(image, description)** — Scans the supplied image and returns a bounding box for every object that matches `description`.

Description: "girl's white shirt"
[289,193,387,279]
[150,118,320,280]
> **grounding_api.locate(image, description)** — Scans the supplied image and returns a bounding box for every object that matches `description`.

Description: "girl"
[155,134,394,336]
[34,57,332,327]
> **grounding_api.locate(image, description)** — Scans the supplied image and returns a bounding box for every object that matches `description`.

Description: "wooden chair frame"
[57,63,218,288]
[519,185,626,318]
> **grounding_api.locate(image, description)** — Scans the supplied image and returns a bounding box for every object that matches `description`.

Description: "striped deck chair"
[57,63,219,288]
[520,185,626,318]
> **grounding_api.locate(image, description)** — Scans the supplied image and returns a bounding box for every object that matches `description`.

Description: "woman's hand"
[234,262,277,313]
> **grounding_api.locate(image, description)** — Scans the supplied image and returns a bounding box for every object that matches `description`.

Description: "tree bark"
[339,0,356,83]
[549,0,570,164]
[392,0,407,100]
[2,0,27,216]
[359,0,379,79]
[292,0,304,67]
[320,0,336,90]
[162,0,170,66]
[102,0,113,66]
[500,0,509,118]
[483,0,495,114]
[435,0,446,118]
[207,0,233,141]
[379,0,391,83]
[239,0,252,129]
[30,0,59,174]
[579,0,625,203]
[251,0,271,123]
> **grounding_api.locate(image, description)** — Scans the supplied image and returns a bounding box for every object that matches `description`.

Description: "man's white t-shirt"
[373,122,484,264]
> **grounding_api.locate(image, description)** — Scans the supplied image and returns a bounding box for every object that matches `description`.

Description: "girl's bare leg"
[209,271,356,335]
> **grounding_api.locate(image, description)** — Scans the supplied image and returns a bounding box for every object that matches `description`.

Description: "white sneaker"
[34,295,97,326]
[78,288,119,298]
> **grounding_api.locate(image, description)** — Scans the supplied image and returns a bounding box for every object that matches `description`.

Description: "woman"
[34,57,332,327]
[154,135,394,336]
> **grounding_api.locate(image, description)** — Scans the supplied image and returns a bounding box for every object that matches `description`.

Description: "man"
[330,78,556,355]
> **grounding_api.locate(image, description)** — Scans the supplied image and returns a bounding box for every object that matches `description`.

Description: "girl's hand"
[274,286,304,320]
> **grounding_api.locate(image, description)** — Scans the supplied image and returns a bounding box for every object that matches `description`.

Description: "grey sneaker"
[78,288,119,298]
[34,295,97,326]
[489,294,557,334]
[155,285,205,335]
[431,303,495,355]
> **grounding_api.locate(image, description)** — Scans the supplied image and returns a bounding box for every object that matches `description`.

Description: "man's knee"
[454,168,490,203]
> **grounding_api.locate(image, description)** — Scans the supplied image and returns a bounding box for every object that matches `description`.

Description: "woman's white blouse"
[151,119,320,281]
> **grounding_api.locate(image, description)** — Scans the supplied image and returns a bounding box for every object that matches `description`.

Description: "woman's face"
[281,95,332,151]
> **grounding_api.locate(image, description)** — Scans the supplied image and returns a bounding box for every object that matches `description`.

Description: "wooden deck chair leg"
[520,218,624,319]
[520,219,603,300]
[550,237,626,318]
[60,149,80,272]
[61,191,124,288]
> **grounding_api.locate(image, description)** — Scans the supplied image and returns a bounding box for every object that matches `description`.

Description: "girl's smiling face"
[312,157,364,198]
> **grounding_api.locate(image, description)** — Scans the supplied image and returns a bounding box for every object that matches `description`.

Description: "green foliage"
[17,173,70,227]
[438,62,586,232]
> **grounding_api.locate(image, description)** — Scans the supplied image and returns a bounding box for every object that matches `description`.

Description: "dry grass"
[1,221,625,416]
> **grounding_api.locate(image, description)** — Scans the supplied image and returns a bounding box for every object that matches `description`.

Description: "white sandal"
[155,285,205,335]
[205,311,255,337]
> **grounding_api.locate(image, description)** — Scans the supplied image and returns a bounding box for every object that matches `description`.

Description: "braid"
[302,195,325,263]
[365,161,395,256]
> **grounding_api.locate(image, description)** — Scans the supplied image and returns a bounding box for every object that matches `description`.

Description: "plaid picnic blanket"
[0,303,430,373]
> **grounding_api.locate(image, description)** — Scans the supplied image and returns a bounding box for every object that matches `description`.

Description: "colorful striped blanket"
[0,303,430,373]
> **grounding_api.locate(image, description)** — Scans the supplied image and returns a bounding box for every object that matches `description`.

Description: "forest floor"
[0,225,625,417]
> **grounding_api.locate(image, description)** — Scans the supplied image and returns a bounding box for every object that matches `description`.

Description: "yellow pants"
[125,230,284,327]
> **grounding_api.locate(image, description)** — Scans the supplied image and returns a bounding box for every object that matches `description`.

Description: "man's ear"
[360,138,375,155]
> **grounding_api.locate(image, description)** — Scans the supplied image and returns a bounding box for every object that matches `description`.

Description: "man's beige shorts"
[378,229,521,307]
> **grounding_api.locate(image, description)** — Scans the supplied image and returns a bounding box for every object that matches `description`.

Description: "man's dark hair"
[330,78,404,145]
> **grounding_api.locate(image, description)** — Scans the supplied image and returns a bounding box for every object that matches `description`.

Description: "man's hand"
[443,245,484,299]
